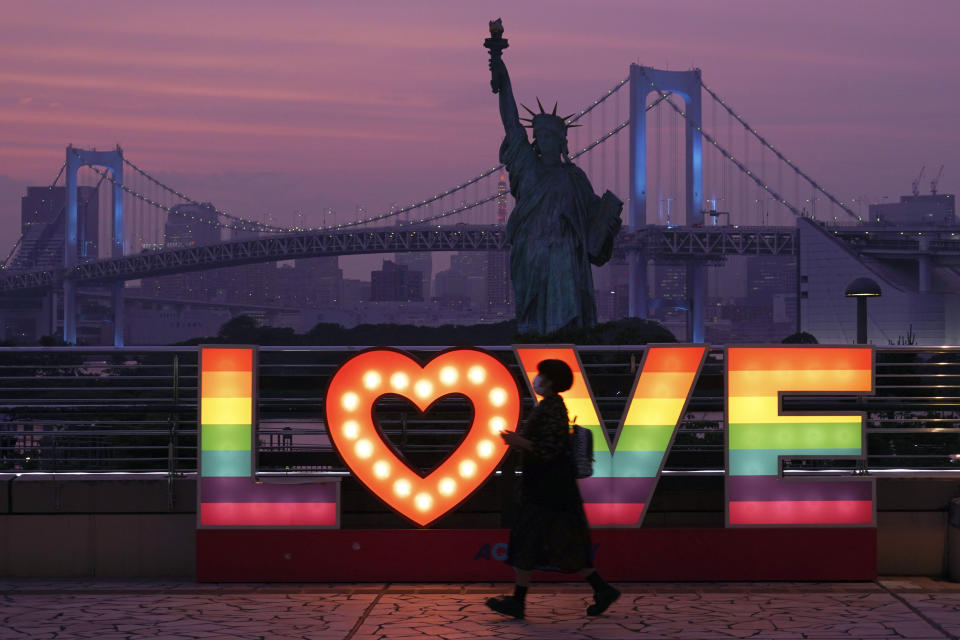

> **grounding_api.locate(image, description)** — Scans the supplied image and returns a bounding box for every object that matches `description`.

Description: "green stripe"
[730,448,862,476]
[730,422,862,450]
[201,424,252,451]
[580,424,607,454]
[615,424,676,452]
[201,450,251,477]
[593,450,665,478]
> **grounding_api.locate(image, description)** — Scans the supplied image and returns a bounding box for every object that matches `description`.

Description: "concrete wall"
[1,475,957,579]
[0,474,196,578]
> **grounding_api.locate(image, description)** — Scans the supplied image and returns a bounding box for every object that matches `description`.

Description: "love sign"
[325,348,520,526]
[196,344,875,530]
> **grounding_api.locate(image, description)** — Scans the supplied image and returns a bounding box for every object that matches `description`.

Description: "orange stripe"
[201,371,253,399]
[633,371,699,400]
[729,369,872,395]
[729,347,870,373]
[202,348,252,373]
[642,346,706,372]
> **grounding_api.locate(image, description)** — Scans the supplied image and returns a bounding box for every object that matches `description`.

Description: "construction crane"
[912,165,925,197]
[930,165,944,195]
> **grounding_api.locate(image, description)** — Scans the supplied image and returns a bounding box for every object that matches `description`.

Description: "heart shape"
[325,348,521,526]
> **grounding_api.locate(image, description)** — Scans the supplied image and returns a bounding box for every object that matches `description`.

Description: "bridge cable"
[638,68,804,219]
[120,76,632,234]
[404,96,668,226]
[698,77,859,223]
[1,162,67,270]
[78,84,652,236]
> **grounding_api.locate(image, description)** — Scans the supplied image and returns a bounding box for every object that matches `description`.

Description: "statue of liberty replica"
[485,19,623,336]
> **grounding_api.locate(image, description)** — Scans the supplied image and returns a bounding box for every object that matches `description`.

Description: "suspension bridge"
[0,64,881,346]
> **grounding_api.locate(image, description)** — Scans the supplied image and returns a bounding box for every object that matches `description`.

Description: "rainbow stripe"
[515,345,705,527]
[198,346,338,528]
[726,347,874,526]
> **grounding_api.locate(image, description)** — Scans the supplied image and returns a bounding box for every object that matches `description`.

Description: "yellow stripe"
[624,397,687,426]
[201,396,252,426]
[563,397,601,426]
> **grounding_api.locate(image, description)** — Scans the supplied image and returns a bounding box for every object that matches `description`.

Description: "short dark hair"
[536,359,573,393]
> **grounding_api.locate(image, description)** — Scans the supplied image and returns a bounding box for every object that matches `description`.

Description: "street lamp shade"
[845,277,882,297]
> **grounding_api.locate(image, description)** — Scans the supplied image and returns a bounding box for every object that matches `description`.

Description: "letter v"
[514,344,706,527]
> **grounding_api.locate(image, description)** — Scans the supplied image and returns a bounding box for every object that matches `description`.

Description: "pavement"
[3,578,960,639]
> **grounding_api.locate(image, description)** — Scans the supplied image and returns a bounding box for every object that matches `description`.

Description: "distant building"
[371,260,422,302]
[594,256,629,322]
[394,253,432,299]
[867,193,955,226]
[799,218,960,345]
[143,203,221,300]
[748,256,793,306]
[485,250,511,311]
[486,174,512,311]
[163,203,220,248]
[496,172,509,225]
[282,257,343,308]
[13,185,99,270]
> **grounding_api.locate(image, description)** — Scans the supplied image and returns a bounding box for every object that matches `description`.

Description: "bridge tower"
[627,65,706,342]
[64,145,125,346]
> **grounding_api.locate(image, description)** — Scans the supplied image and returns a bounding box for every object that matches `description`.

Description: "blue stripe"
[201,450,251,477]
[730,449,862,476]
[592,450,666,478]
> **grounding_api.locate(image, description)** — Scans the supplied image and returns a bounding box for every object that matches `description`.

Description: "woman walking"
[486,359,620,619]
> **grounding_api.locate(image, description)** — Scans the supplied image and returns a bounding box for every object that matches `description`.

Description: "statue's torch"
[484,18,509,94]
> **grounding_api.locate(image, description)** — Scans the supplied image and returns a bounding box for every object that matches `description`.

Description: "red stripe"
[201,348,252,373]
[729,500,873,525]
[583,502,645,526]
[201,502,337,526]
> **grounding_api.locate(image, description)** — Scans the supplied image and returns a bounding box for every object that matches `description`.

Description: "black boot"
[584,571,620,616]
[485,595,525,619]
[587,584,621,616]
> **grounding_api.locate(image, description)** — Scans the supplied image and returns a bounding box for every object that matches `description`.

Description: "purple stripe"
[577,477,656,504]
[201,477,337,503]
[727,476,873,502]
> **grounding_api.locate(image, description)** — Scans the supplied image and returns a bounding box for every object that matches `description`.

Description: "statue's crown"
[520,98,581,137]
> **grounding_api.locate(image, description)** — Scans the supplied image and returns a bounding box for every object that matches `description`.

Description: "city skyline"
[1,1,959,278]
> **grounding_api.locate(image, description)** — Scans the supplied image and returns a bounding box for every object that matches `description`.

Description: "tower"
[63,145,124,345]
[627,66,705,341]
[487,173,512,310]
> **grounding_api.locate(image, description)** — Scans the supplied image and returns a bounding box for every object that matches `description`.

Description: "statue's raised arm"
[484,19,521,133]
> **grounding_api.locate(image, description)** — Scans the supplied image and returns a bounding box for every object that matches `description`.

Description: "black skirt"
[505,460,594,573]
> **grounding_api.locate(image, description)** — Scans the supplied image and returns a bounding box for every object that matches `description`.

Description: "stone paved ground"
[2,578,960,639]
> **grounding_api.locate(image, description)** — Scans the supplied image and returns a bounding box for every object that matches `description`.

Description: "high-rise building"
[594,256,629,322]
[747,255,795,308]
[163,203,220,248]
[486,173,512,311]
[394,253,432,299]
[868,193,955,226]
[371,260,422,302]
[13,186,98,270]
[496,172,508,225]
[144,203,221,299]
[282,257,344,307]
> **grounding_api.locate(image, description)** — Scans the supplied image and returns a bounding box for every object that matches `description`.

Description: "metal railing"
[1,345,958,475]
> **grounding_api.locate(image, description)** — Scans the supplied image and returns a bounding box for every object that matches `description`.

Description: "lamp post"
[845,277,881,344]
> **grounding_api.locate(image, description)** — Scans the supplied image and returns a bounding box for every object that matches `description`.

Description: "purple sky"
[1,1,958,277]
